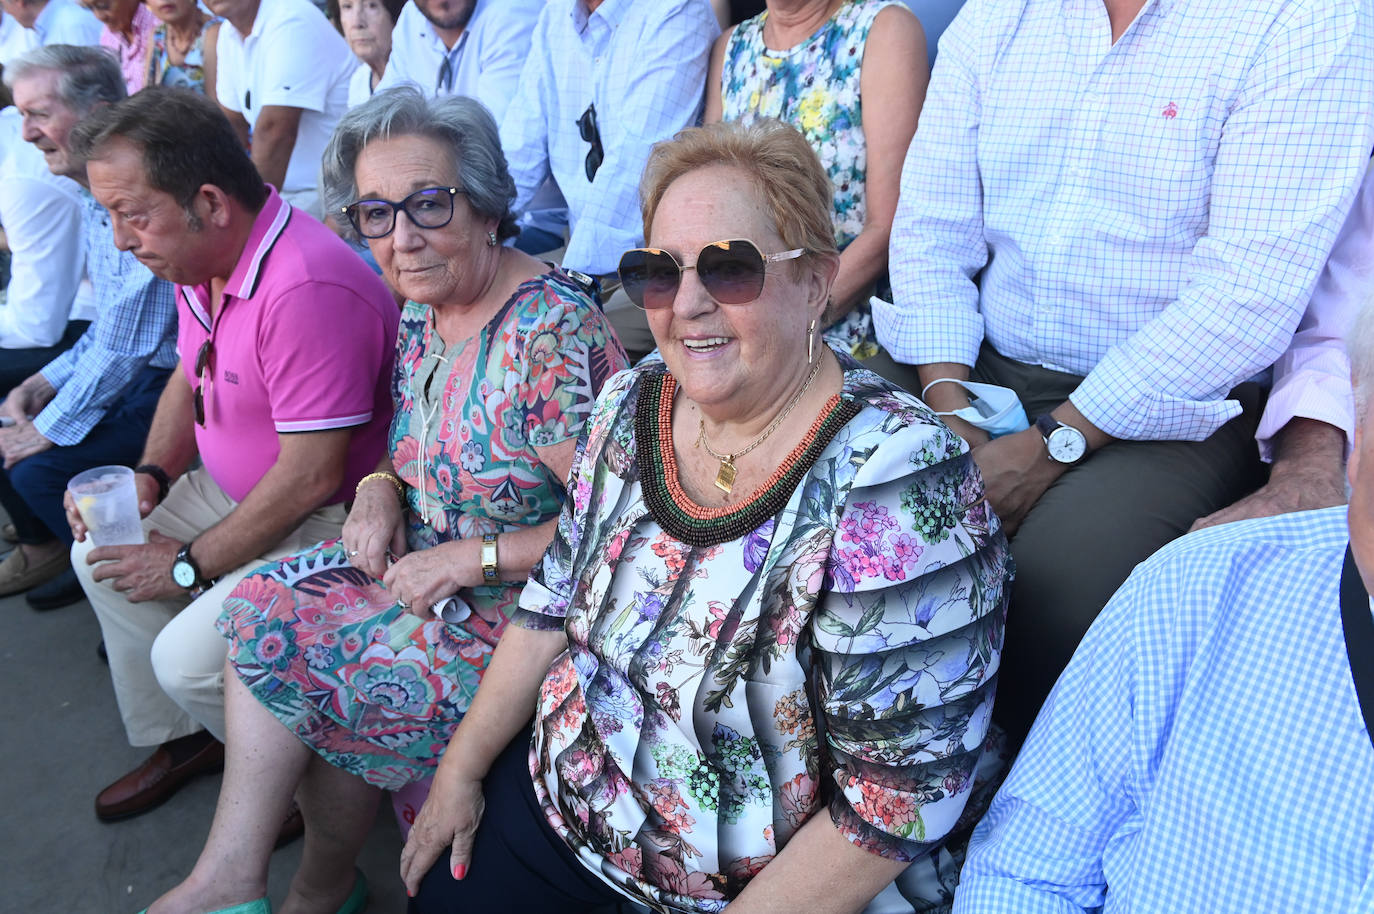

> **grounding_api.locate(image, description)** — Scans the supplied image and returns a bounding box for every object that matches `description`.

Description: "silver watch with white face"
[1034,414,1088,465]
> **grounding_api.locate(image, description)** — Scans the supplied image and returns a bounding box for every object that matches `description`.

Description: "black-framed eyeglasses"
[617,239,805,310]
[193,339,213,427]
[577,104,603,182]
[342,186,465,239]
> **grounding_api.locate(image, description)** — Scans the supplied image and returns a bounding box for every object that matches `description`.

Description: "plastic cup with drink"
[68,465,146,546]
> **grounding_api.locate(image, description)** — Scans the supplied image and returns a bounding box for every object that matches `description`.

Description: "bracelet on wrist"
[356,471,405,506]
[135,463,171,503]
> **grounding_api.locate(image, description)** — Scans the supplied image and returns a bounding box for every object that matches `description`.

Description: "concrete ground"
[0,511,409,914]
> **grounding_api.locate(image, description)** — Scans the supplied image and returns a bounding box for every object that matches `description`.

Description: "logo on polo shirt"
[224,370,240,385]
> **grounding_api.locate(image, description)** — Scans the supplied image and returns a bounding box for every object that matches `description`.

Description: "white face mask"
[921,378,1029,438]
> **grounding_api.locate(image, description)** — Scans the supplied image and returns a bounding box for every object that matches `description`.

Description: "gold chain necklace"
[695,357,823,495]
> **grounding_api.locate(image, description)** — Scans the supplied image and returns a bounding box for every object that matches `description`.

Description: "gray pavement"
[0,521,409,914]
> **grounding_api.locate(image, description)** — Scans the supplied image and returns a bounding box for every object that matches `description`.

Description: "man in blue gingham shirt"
[876,0,1374,741]
[953,499,1374,912]
[955,301,1374,914]
[0,45,177,608]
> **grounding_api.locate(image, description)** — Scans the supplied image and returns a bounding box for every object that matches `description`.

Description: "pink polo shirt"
[176,188,398,504]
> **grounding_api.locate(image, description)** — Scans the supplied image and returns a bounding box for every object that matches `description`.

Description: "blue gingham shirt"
[880,0,1374,441]
[500,0,718,276]
[36,195,178,446]
[955,505,1374,913]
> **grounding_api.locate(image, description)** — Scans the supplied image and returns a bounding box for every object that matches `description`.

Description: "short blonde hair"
[639,120,839,262]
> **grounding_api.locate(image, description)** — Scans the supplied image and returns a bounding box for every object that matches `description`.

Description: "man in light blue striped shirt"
[954,298,1374,913]
[0,45,176,610]
[879,0,1374,741]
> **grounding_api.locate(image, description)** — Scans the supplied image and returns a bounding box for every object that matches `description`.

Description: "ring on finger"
[396,599,409,610]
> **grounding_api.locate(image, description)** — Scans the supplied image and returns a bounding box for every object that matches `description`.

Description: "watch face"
[1047,426,1087,463]
[172,560,198,589]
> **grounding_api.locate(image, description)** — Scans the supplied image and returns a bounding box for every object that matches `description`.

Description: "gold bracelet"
[355,471,405,506]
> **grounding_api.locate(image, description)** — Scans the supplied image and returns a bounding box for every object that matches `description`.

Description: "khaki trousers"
[74,467,346,746]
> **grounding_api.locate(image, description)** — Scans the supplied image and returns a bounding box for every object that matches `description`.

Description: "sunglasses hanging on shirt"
[577,103,604,182]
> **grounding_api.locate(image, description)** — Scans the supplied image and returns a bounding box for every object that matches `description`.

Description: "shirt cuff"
[1254,369,1354,462]
[871,298,983,368]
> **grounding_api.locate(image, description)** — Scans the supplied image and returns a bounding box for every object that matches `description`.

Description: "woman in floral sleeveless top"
[707,0,928,361]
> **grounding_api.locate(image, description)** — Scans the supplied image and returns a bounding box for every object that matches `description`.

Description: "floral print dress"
[218,271,627,789]
[146,18,220,93]
[721,0,904,359]
[513,360,1012,912]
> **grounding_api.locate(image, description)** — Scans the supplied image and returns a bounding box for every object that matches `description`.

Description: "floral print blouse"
[721,0,903,358]
[513,362,1011,913]
[390,270,628,626]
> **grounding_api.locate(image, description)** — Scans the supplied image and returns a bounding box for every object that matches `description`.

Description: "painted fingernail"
[453,863,467,880]
[406,888,414,898]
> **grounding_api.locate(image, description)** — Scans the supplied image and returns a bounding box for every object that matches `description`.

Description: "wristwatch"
[1034,414,1088,465]
[171,541,215,595]
[480,533,499,584]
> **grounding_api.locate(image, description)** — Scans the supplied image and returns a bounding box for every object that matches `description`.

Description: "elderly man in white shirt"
[375,0,543,121]
[877,0,1374,742]
[0,104,88,393]
[210,0,354,216]
[500,0,718,360]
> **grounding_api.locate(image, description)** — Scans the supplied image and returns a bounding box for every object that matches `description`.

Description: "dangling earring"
[807,318,818,363]
[486,231,497,247]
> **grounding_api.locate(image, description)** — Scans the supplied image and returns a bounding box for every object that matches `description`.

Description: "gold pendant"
[713,458,737,494]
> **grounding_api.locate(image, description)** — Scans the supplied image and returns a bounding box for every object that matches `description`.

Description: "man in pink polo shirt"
[65,87,400,822]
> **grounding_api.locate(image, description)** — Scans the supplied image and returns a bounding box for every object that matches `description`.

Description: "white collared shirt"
[500,0,718,276]
[0,107,87,349]
[31,0,101,46]
[881,0,1374,441]
[216,0,354,206]
[375,0,544,124]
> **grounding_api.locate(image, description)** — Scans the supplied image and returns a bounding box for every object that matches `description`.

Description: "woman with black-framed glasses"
[142,88,628,914]
[404,119,1012,914]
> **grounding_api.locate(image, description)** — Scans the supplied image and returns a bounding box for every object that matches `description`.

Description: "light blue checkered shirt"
[36,194,178,446]
[954,505,1374,913]
[880,0,1374,441]
[500,0,718,276]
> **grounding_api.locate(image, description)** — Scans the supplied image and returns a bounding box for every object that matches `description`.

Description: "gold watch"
[480,533,499,584]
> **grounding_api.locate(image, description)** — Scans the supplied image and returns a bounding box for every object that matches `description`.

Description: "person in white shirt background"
[500,0,719,361]
[209,0,354,217]
[0,103,89,394]
[0,0,99,47]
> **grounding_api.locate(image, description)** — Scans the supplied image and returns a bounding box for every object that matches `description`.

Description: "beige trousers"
[74,467,346,747]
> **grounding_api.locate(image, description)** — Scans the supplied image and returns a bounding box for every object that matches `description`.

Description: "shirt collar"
[571,0,629,34]
[228,185,290,299]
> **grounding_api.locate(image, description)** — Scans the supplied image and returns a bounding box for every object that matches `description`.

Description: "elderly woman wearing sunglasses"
[402,119,1012,914]
[134,87,626,914]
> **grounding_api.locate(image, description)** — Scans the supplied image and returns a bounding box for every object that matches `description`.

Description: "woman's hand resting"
[399,770,486,897]
[342,479,407,580]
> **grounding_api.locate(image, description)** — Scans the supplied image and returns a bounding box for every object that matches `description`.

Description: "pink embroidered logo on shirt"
[1161,102,1178,119]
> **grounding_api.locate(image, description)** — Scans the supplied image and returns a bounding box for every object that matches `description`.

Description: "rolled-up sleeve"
[813,418,1011,858]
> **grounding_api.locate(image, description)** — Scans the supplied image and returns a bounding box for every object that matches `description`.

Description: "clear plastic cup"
[68,465,145,546]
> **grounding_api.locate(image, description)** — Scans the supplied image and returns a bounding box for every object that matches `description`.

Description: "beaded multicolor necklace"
[635,370,861,548]
[695,356,823,494]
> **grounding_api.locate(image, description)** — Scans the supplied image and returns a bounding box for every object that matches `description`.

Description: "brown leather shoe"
[0,545,69,597]
[95,735,225,821]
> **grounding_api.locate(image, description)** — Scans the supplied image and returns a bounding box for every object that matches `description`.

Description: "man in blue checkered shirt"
[953,298,1374,913]
[878,0,1374,741]
[0,45,177,610]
